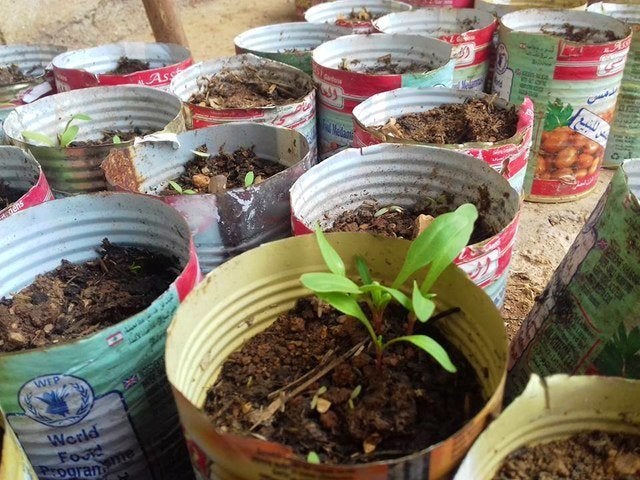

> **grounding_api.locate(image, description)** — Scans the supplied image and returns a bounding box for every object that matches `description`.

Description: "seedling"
[348,384,361,410]
[168,180,196,195]
[22,113,91,147]
[307,451,321,464]
[112,135,122,144]
[374,205,404,218]
[244,171,255,188]
[309,386,327,410]
[300,203,478,372]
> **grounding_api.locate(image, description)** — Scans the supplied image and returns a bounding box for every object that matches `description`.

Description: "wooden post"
[141,0,189,48]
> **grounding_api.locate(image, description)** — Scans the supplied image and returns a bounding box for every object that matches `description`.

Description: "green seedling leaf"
[315,292,375,341]
[168,180,183,194]
[300,272,362,294]
[412,281,436,322]
[59,124,79,147]
[392,203,478,291]
[21,131,55,147]
[314,227,345,276]
[70,113,92,122]
[374,207,389,218]
[307,451,321,464]
[360,284,411,310]
[244,171,255,187]
[355,256,373,285]
[112,135,122,144]
[388,335,456,373]
[350,385,361,400]
[183,189,196,195]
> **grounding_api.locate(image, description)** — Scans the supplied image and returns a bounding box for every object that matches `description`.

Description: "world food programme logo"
[495,43,509,75]
[18,374,94,427]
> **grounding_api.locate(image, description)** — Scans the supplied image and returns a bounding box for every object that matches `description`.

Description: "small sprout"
[246,376,253,387]
[183,189,196,195]
[168,181,196,195]
[244,171,255,188]
[112,135,122,144]
[307,451,320,464]
[374,205,404,217]
[21,131,55,147]
[129,262,141,273]
[190,149,211,158]
[22,113,91,148]
[348,384,362,410]
[310,385,327,410]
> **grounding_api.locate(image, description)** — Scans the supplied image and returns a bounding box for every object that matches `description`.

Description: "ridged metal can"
[2,85,185,194]
[52,42,193,92]
[313,33,454,157]
[0,416,37,480]
[171,54,317,157]
[304,0,411,34]
[373,9,496,91]
[290,144,520,307]
[0,44,66,122]
[455,374,640,479]
[102,123,314,273]
[475,0,587,18]
[0,146,53,221]
[297,0,470,18]
[588,2,640,167]
[352,87,534,194]
[234,22,350,76]
[492,9,631,202]
[165,233,508,480]
[0,192,201,480]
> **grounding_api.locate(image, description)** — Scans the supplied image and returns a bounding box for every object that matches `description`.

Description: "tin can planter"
[314,34,454,157]
[0,44,66,122]
[0,416,37,480]
[352,87,534,194]
[588,2,640,167]
[373,9,496,91]
[0,192,201,480]
[52,42,193,92]
[290,144,520,307]
[171,54,317,157]
[234,22,350,76]
[102,123,313,273]
[506,160,640,401]
[492,9,632,202]
[3,85,184,194]
[304,0,411,34]
[475,0,587,18]
[455,374,640,479]
[0,146,53,221]
[165,233,508,480]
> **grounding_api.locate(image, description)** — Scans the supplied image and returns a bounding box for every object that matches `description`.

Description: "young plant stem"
[406,312,417,336]
[372,308,384,335]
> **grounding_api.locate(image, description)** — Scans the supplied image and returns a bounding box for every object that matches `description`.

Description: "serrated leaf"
[355,256,373,285]
[59,124,79,147]
[412,281,436,322]
[314,227,345,276]
[300,272,362,294]
[21,131,55,147]
[390,335,456,373]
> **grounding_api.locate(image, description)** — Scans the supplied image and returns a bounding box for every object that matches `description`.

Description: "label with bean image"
[493,15,631,201]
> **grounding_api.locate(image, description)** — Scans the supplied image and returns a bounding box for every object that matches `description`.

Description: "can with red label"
[304,0,411,34]
[52,42,193,92]
[0,147,53,221]
[492,9,632,202]
[373,9,496,91]
[313,33,454,157]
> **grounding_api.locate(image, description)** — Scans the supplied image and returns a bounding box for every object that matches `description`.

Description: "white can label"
[569,108,611,147]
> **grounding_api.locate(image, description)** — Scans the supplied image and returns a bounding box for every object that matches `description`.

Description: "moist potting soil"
[0,239,179,352]
[205,296,483,464]
[338,54,432,74]
[376,98,518,144]
[67,127,151,147]
[108,56,151,75]
[540,23,620,43]
[0,180,25,211]
[0,64,32,86]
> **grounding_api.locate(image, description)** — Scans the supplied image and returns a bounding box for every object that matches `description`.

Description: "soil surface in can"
[335,7,381,25]
[68,127,151,148]
[0,179,26,211]
[494,431,640,479]
[375,98,518,144]
[205,296,483,465]
[0,64,34,86]
[339,54,432,74]
[189,64,309,109]
[326,198,497,245]
[0,239,180,352]
[164,145,286,193]
[108,56,151,74]
[540,23,619,43]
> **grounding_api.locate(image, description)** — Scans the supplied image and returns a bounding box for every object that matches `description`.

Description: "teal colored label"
[318,104,355,157]
[453,63,488,91]
[401,60,455,88]
[247,50,313,76]
[1,288,191,480]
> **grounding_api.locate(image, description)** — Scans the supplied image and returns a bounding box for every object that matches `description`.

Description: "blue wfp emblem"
[18,374,94,427]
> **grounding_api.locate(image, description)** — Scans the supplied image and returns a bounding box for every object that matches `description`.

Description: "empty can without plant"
[492,9,631,202]
[0,147,53,221]
[52,42,193,91]
[102,123,314,273]
[0,193,201,480]
[352,87,534,195]
[165,233,508,480]
[373,8,496,91]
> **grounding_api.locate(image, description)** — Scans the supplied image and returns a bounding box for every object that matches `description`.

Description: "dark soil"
[0,239,180,352]
[189,65,308,109]
[205,296,483,465]
[68,127,150,147]
[541,23,619,43]
[335,7,381,24]
[108,56,151,75]
[0,64,32,86]
[494,431,640,479]
[377,98,518,144]
[326,199,496,245]
[339,54,431,75]
[163,145,285,193]
[0,179,25,211]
